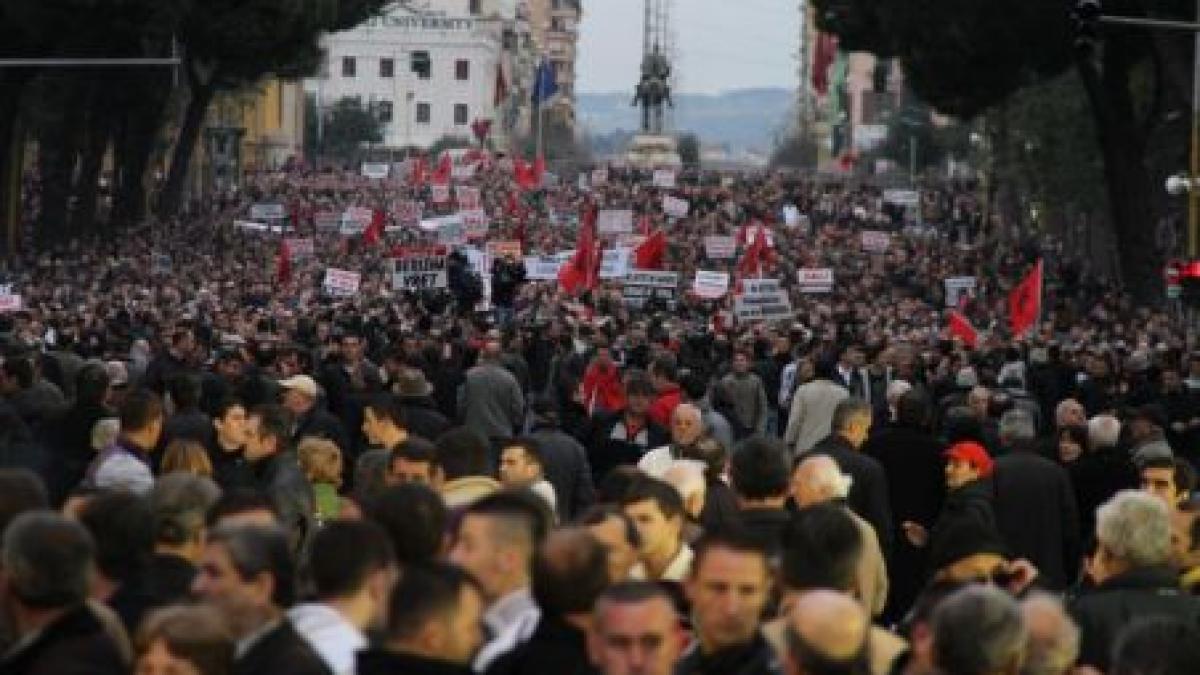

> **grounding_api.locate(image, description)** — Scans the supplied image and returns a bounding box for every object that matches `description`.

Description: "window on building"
[342,56,356,77]
[411,51,431,79]
[380,58,394,78]
[416,103,431,124]
[454,104,469,125]
[376,100,393,123]
[551,17,566,31]
[455,59,470,81]
[469,0,482,14]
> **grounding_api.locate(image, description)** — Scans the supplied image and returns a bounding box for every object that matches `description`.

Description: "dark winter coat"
[992,447,1081,589]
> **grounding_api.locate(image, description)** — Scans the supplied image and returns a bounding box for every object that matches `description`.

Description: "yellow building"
[214,78,306,170]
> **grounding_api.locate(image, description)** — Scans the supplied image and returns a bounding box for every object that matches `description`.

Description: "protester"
[87,388,163,495]
[588,582,683,675]
[781,590,870,675]
[134,605,235,675]
[147,473,221,605]
[932,585,1026,675]
[620,476,693,582]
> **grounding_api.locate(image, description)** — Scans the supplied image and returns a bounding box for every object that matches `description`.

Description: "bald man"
[460,340,526,447]
[791,455,889,618]
[638,403,706,477]
[782,590,870,675]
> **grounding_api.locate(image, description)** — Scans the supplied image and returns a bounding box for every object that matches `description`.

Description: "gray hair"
[150,473,221,547]
[1095,490,1171,567]
[662,459,706,503]
[1021,592,1080,675]
[1087,415,1121,450]
[209,524,296,608]
[999,409,1037,443]
[1054,399,1083,428]
[933,585,1027,675]
[797,455,853,501]
[831,397,872,432]
[2,510,95,608]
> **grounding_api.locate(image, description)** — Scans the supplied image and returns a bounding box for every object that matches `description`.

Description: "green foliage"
[321,97,384,160]
[677,132,701,168]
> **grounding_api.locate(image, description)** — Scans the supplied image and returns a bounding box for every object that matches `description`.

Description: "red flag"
[558,204,601,295]
[948,310,979,349]
[812,33,839,96]
[494,64,509,107]
[634,230,667,270]
[738,229,767,278]
[637,214,652,236]
[363,209,385,247]
[276,238,292,284]
[408,156,427,186]
[431,153,452,185]
[533,155,546,184]
[514,158,538,191]
[1008,259,1043,336]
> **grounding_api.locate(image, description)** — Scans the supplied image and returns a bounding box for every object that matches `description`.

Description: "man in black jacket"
[676,530,778,675]
[808,397,894,556]
[904,440,996,563]
[0,512,127,675]
[192,524,330,675]
[356,562,483,675]
[279,374,350,457]
[991,408,1081,590]
[392,368,451,442]
[729,437,792,559]
[528,397,596,521]
[484,528,607,675]
[1070,490,1200,672]
[244,404,315,554]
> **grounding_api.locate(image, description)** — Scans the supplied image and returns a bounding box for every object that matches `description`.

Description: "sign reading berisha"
[734,279,793,322]
[391,246,448,291]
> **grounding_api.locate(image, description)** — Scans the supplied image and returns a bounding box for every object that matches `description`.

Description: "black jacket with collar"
[674,631,780,675]
[1,604,126,675]
[357,648,475,675]
[484,614,597,675]
[809,434,895,556]
[235,619,331,675]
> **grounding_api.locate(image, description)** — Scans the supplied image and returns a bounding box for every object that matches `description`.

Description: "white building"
[310,0,534,151]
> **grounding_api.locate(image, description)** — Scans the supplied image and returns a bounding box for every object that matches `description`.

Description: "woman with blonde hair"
[297,436,360,524]
[159,439,213,478]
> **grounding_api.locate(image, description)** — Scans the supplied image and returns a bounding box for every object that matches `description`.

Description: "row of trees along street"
[0,0,390,250]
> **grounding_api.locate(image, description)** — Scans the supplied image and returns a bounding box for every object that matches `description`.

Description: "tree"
[677,132,701,168]
[321,97,384,161]
[811,0,1194,300]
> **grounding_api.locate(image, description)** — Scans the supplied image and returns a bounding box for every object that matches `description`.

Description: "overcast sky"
[577,0,801,95]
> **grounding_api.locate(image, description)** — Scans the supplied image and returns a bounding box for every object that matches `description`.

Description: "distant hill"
[576,88,795,153]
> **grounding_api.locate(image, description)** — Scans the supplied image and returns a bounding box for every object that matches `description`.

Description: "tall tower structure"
[626,0,681,166]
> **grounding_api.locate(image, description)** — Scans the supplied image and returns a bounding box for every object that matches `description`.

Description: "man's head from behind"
[1092,490,1172,584]
[589,581,682,675]
[384,562,485,666]
[932,585,1026,675]
[532,527,610,618]
[307,521,397,631]
[790,455,852,508]
[686,529,772,654]
[1,511,94,613]
[434,427,491,483]
[780,503,863,602]
[730,437,791,508]
[448,490,547,604]
[831,398,872,449]
[782,590,869,675]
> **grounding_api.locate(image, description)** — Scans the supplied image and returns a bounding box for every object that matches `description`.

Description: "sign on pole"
[883,189,920,207]
[524,255,563,280]
[455,186,481,210]
[944,276,978,307]
[704,236,737,259]
[662,195,690,218]
[430,184,451,203]
[393,201,423,228]
[391,247,449,291]
[693,271,730,299]
[360,163,390,179]
[734,279,793,322]
[322,268,361,297]
[250,203,286,221]
[623,271,679,308]
[797,268,835,293]
[860,230,891,253]
[487,240,523,260]
[340,207,374,235]
[459,209,489,238]
[652,169,676,188]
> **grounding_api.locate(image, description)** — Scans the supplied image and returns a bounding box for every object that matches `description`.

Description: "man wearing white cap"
[279,374,350,455]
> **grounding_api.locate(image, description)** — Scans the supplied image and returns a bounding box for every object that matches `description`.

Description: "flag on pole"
[634,230,667,270]
[531,57,559,106]
[362,209,385,247]
[276,238,292,284]
[514,158,538,191]
[812,33,839,96]
[494,63,509,107]
[408,155,427,186]
[431,153,452,185]
[948,310,979,348]
[1008,259,1043,336]
[558,204,601,295]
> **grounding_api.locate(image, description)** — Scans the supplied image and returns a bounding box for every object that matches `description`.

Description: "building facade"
[309,0,536,151]
[524,0,582,124]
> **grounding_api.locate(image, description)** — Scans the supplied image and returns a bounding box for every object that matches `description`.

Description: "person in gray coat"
[459,341,525,447]
[244,404,315,555]
[785,359,849,455]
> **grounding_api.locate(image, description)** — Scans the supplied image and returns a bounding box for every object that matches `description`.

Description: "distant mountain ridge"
[576,87,794,153]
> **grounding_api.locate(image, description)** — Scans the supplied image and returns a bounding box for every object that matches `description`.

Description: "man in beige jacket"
[784,360,849,455]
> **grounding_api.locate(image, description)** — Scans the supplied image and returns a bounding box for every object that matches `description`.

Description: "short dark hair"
[463,490,551,550]
[691,528,770,578]
[209,524,297,608]
[0,469,48,537]
[392,436,437,464]
[625,371,656,397]
[595,581,675,621]
[364,394,405,429]
[167,373,202,411]
[1111,616,1200,675]
[78,491,155,583]
[120,389,164,433]
[1,511,95,608]
[895,389,932,428]
[76,364,111,406]
[532,529,610,616]
[2,357,34,389]
[206,490,279,527]
[596,466,643,505]
[214,397,246,421]
[650,353,678,383]
[620,476,685,521]
[434,427,491,480]
[386,562,480,641]
[364,483,447,566]
[250,404,293,450]
[501,437,545,468]
[307,521,395,599]
[730,437,791,501]
[780,503,862,593]
[576,504,641,549]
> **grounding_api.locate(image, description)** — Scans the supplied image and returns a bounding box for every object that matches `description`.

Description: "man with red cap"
[902,441,997,564]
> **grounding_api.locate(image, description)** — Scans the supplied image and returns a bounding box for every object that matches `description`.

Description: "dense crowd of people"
[1,157,1199,675]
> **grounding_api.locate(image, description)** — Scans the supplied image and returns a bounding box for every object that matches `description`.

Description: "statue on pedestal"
[632,43,673,135]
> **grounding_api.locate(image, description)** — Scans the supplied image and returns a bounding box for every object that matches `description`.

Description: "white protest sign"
[860,230,891,253]
[944,276,978,307]
[623,271,679,308]
[322,268,361,297]
[234,220,287,234]
[452,162,477,180]
[693,271,730,299]
[285,237,314,260]
[250,203,285,220]
[340,207,373,235]
[662,195,690,218]
[601,248,631,279]
[314,211,340,230]
[883,189,920,207]
[524,256,563,280]
[360,162,390,179]
[459,209,489,238]
[783,204,802,227]
[597,209,634,235]
[734,279,793,322]
[797,268,835,293]
[391,248,449,290]
[0,293,22,313]
[653,169,676,188]
[704,236,737,259]
[437,219,466,245]
[591,168,608,186]
[430,184,451,203]
[455,186,481,210]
